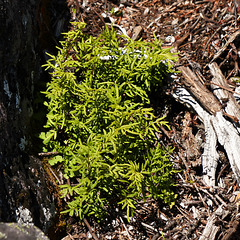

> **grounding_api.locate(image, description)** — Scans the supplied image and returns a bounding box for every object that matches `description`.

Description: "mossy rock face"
[0,223,49,240]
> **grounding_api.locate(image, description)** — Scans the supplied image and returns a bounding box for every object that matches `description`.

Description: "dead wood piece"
[174,64,240,186]
[208,63,240,184]
[38,151,59,156]
[173,32,191,50]
[106,23,130,38]
[201,116,219,186]
[83,218,99,240]
[211,111,240,186]
[151,233,160,240]
[173,86,219,186]
[210,82,240,97]
[199,205,228,240]
[215,194,228,207]
[209,62,240,123]
[119,217,132,240]
[176,66,221,186]
[131,26,143,40]
[200,188,220,207]
[210,29,240,64]
[178,66,222,115]
[141,222,158,233]
[173,83,240,186]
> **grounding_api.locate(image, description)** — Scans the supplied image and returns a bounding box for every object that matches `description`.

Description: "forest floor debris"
[50,0,240,239]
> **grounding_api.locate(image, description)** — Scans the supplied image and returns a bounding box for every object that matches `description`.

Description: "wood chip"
[131,25,143,40]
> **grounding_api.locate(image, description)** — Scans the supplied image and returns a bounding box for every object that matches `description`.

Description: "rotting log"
[173,64,240,186]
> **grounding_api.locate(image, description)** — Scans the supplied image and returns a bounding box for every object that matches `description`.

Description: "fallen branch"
[173,63,240,186]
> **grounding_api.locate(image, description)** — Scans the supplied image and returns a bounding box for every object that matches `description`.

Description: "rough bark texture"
[178,66,222,115]
[0,0,69,234]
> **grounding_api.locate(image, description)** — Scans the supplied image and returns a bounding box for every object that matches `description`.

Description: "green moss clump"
[41,22,178,222]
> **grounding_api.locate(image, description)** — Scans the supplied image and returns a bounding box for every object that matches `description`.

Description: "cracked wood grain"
[178,66,222,115]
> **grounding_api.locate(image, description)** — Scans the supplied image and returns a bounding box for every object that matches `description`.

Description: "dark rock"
[0,222,49,240]
[0,0,56,231]
[0,0,69,236]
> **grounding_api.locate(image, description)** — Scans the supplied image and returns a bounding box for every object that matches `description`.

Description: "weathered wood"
[208,63,240,185]
[212,112,240,184]
[132,26,143,40]
[173,87,220,186]
[209,62,240,122]
[199,205,229,240]
[179,66,222,115]
[174,64,240,186]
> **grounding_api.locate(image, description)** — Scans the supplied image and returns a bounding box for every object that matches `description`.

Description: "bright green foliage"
[41,22,178,222]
